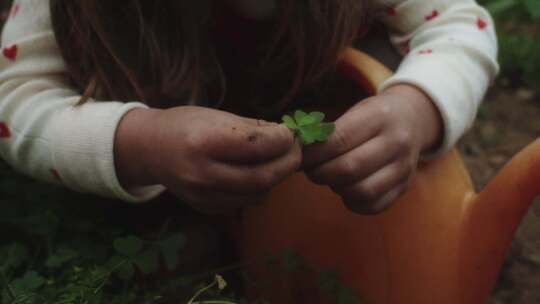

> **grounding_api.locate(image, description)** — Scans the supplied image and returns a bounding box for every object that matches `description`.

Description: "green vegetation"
[0,161,245,303]
[0,161,364,303]
[481,0,540,90]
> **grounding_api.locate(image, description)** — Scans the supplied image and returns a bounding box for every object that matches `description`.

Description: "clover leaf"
[113,236,143,259]
[134,248,160,275]
[46,248,78,269]
[282,110,335,145]
[158,233,187,270]
[282,115,297,129]
[12,271,46,291]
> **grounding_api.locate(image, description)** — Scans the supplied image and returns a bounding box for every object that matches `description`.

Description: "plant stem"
[187,281,216,304]
[94,260,127,294]
[192,260,252,280]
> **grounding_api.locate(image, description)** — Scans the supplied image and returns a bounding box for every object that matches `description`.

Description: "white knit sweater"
[0,0,498,202]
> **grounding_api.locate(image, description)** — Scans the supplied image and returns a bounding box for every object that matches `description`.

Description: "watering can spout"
[468,138,540,235]
[459,138,540,302]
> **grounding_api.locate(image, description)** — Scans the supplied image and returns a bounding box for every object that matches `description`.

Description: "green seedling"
[282,110,336,145]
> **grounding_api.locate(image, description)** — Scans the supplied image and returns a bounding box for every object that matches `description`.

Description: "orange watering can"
[235,48,540,304]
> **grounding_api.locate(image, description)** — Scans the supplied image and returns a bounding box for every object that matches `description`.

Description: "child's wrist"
[381,84,444,153]
[114,107,164,189]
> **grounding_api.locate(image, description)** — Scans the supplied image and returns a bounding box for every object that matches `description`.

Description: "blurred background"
[0,0,539,303]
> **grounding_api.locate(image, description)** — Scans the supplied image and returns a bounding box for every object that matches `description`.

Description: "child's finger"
[305,136,398,187]
[333,160,412,212]
[211,122,295,164]
[208,143,302,194]
[302,102,382,169]
[343,182,408,215]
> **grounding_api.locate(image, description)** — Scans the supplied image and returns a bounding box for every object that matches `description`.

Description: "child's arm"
[378,0,499,156]
[302,0,498,214]
[0,0,164,202]
[0,0,300,209]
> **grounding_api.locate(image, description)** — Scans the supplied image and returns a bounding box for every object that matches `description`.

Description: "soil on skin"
[458,87,540,304]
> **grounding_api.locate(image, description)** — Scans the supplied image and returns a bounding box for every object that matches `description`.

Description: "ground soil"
[458,87,540,303]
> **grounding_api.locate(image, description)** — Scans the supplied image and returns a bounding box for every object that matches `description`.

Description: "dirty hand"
[302,84,443,214]
[116,106,301,213]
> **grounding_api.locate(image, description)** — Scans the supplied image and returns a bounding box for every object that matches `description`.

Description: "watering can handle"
[339,48,394,95]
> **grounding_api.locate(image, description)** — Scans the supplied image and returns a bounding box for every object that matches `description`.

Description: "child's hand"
[302,85,443,214]
[115,106,301,213]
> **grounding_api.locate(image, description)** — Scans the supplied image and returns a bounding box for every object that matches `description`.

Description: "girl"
[0,0,498,214]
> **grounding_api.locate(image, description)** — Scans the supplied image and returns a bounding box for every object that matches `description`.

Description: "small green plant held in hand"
[282,110,336,145]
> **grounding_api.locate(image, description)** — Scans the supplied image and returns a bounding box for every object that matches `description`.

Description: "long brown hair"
[50,0,375,112]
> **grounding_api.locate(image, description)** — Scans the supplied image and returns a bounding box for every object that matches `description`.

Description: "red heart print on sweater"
[3,45,18,61]
[477,17,487,30]
[50,169,62,181]
[0,122,11,138]
[386,7,396,16]
[400,40,411,53]
[425,10,439,21]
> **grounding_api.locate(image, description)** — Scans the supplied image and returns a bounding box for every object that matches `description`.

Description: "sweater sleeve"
[375,0,499,157]
[0,0,165,202]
